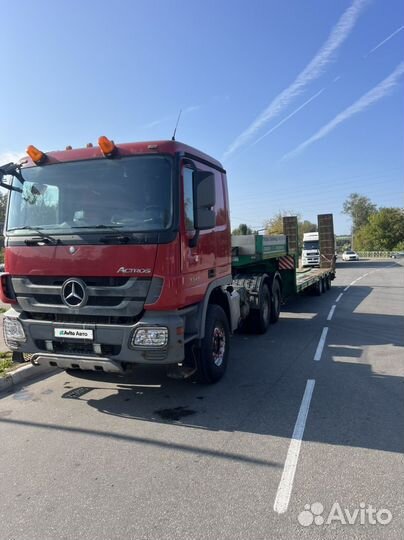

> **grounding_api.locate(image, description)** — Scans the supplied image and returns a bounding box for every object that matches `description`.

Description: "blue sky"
[1,0,403,234]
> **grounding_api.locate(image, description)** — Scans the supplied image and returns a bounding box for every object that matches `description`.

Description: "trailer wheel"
[250,283,271,334]
[314,279,323,296]
[195,305,230,384]
[270,280,281,323]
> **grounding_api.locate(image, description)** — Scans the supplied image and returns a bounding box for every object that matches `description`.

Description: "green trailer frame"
[231,214,336,299]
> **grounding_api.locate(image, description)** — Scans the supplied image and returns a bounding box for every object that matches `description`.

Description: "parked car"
[342,250,359,261]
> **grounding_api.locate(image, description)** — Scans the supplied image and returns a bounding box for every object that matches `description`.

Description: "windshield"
[6,155,173,234]
[303,241,319,250]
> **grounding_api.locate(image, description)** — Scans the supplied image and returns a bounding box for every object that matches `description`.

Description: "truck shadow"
[57,268,404,456]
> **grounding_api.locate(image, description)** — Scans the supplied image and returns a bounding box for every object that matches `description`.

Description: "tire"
[250,283,271,334]
[270,279,281,323]
[314,278,323,296]
[195,305,230,384]
[325,275,331,290]
[12,351,25,363]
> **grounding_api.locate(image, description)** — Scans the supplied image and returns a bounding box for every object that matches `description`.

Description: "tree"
[355,207,404,251]
[300,219,317,236]
[0,192,7,225]
[265,212,285,235]
[232,223,253,235]
[342,193,377,232]
[265,211,317,244]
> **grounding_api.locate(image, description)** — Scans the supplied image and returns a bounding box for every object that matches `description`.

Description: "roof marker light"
[26,145,46,164]
[98,136,116,157]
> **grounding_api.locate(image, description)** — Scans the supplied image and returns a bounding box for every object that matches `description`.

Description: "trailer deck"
[295,267,332,292]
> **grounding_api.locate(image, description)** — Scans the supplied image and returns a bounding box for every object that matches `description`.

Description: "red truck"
[0,137,335,383]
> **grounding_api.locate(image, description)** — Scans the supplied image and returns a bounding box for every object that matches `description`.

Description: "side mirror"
[194,171,215,230]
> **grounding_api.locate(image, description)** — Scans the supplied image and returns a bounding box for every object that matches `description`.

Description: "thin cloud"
[366,25,404,56]
[143,105,200,130]
[222,0,368,160]
[183,105,201,114]
[282,61,404,160]
[251,88,326,146]
[0,151,23,164]
[143,118,168,129]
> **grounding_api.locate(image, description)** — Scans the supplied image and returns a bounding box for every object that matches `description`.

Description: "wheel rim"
[212,325,226,367]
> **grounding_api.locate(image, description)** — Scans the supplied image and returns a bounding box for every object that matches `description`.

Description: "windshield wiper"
[99,233,131,244]
[8,226,60,245]
[71,225,124,230]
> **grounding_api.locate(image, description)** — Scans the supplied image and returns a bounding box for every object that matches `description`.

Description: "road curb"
[0,363,56,394]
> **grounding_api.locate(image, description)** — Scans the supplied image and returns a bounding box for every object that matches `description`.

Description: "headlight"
[131,327,168,348]
[3,318,26,349]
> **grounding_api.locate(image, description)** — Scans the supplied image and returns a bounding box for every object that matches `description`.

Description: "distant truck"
[0,139,335,384]
[302,231,320,267]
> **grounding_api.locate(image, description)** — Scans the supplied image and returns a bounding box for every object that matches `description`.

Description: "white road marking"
[343,285,350,292]
[327,305,336,321]
[273,379,316,514]
[314,327,328,361]
[335,293,343,303]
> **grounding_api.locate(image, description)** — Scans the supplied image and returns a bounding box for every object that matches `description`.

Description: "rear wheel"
[195,305,230,384]
[250,283,271,334]
[270,279,281,323]
[314,278,323,296]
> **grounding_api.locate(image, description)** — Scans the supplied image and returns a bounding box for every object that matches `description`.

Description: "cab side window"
[183,167,195,231]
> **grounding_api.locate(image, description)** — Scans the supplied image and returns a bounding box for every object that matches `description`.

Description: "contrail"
[366,25,404,56]
[251,88,326,146]
[222,0,368,160]
[282,61,404,160]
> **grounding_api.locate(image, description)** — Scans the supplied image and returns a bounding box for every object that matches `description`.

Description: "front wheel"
[195,305,230,384]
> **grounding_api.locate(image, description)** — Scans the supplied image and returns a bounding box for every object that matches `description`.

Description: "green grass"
[0,352,14,377]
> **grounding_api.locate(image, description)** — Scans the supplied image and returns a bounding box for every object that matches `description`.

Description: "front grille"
[27,312,137,325]
[12,275,151,322]
[35,339,121,356]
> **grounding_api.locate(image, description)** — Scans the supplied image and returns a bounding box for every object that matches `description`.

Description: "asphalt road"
[0,260,403,540]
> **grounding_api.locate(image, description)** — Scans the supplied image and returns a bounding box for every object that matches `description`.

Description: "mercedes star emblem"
[61,278,88,308]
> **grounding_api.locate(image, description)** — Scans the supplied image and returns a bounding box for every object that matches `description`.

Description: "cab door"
[180,160,216,304]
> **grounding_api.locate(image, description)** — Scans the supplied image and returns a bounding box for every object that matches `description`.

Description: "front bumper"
[4,308,186,370]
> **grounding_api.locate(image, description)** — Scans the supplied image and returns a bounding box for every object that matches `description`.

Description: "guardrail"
[356,251,397,258]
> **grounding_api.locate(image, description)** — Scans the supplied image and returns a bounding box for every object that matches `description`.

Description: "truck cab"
[302,231,320,267]
[0,139,237,383]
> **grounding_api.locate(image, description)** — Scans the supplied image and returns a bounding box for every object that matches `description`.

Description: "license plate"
[54,328,94,340]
